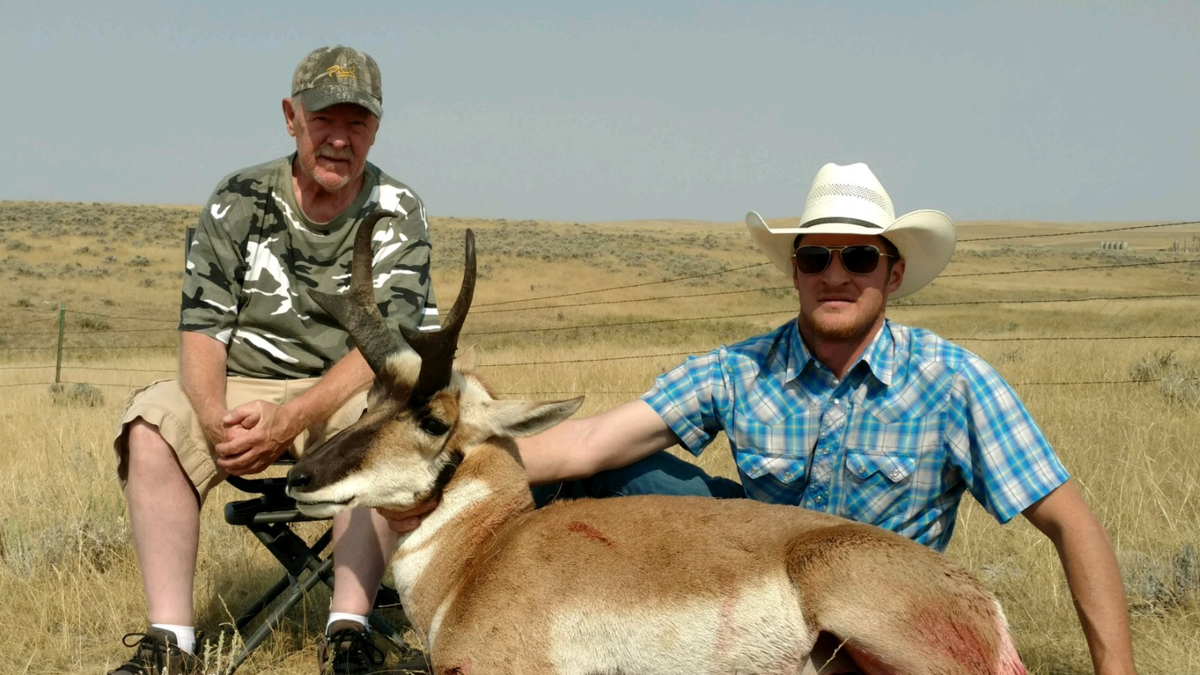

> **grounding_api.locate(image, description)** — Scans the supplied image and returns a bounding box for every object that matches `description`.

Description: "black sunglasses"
[793,245,897,275]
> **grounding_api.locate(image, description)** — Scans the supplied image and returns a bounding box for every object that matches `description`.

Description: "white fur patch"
[399,478,492,553]
[291,443,445,513]
[455,376,499,443]
[293,501,343,519]
[354,456,442,507]
[390,478,493,599]
[426,595,454,652]
[385,351,422,380]
[547,576,810,675]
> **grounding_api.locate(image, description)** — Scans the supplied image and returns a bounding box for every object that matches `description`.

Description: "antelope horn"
[307,210,403,374]
[399,229,476,401]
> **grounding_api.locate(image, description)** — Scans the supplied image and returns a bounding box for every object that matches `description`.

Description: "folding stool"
[221,465,427,673]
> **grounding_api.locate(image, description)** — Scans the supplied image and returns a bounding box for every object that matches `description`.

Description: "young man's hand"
[377,499,441,534]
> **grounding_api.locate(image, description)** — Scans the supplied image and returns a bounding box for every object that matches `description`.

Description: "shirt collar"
[859,320,896,387]
[784,319,812,384]
[783,318,896,387]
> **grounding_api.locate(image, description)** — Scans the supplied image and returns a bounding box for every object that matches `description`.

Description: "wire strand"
[474,262,773,308]
[6,315,61,329]
[67,309,178,323]
[941,258,1198,278]
[898,292,1200,308]
[959,219,1200,242]
[469,259,1199,316]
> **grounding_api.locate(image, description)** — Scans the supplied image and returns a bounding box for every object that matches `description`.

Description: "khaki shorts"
[113,377,368,503]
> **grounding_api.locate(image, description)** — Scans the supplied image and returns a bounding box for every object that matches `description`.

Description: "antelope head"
[286,212,582,518]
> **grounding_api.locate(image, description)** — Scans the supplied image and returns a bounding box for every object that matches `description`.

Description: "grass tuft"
[49,382,106,407]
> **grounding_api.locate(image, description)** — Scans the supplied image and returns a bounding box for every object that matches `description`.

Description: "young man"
[110,45,437,675]
[386,163,1137,675]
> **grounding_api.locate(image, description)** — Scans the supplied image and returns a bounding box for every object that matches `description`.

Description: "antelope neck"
[390,440,535,638]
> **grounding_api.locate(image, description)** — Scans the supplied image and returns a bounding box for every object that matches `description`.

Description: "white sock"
[151,623,196,654]
[326,612,369,634]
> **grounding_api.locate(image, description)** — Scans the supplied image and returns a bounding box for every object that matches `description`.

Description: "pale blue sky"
[2,0,1196,223]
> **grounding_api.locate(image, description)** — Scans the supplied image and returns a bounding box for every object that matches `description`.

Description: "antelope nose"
[287,469,313,491]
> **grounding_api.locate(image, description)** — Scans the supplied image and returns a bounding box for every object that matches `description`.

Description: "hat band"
[799,217,883,230]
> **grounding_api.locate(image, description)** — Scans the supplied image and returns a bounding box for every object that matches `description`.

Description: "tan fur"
[417,439,1019,675]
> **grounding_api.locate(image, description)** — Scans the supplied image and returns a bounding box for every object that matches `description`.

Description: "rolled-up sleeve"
[640,350,731,456]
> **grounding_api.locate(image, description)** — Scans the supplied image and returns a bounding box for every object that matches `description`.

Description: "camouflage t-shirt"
[180,155,439,379]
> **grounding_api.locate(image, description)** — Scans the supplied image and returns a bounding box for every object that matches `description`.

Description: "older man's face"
[792,233,905,345]
[286,101,379,193]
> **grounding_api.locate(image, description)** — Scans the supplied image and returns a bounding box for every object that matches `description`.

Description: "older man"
[110,46,436,675]
[387,163,1137,675]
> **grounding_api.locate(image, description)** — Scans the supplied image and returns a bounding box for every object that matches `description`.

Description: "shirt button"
[889,470,903,480]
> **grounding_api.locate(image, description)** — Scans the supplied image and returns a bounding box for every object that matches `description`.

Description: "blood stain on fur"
[566,521,614,547]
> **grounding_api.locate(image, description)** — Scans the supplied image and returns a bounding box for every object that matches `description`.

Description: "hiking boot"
[108,627,203,675]
[317,620,386,675]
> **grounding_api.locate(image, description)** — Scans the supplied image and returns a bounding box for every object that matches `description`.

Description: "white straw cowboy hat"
[746,162,957,299]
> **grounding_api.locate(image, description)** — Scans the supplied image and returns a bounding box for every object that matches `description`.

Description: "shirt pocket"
[838,415,941,526]
[727,409,817,485]
[838,448,919,527]
[732,446,808,484]
[844,451,917,484]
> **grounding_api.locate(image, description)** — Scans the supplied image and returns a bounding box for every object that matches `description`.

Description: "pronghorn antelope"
[286,212,1027,675]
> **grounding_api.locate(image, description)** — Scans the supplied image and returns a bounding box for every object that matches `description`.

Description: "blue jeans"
[531,451,745,507]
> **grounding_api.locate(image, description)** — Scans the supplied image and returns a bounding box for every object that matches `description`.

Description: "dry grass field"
[1,200,1198,674]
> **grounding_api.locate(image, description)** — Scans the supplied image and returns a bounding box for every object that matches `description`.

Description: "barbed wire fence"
[1,219,1198,397]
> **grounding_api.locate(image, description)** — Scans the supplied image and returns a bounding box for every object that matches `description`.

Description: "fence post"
[55,302,65,384]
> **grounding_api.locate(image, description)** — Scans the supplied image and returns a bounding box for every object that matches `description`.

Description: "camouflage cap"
[291,45,383,119]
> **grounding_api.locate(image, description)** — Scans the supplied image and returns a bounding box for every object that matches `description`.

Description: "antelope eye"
[419,416,450,436]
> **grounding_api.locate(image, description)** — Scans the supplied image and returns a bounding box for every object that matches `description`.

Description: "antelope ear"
[486,397,585,438]
[455,344,478,374]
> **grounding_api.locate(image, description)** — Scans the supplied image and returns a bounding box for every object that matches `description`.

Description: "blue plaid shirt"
[641,319,1069,552]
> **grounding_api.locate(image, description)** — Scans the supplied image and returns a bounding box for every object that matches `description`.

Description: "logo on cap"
[324,65,358,81]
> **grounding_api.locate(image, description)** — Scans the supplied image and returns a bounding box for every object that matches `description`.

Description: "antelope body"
[287,213,1027,675]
